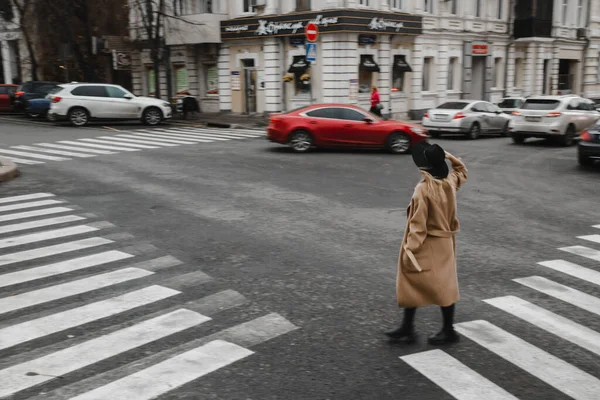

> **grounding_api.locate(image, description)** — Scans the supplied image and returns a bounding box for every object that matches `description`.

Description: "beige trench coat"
[396,155,467,308]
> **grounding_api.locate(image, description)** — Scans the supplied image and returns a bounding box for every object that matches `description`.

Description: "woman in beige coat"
[386,142,467,345]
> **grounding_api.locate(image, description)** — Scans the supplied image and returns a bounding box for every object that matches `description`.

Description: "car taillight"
[453,112,466,119]
[51,96,62,103]
[580,130,592,142]
[424,112,429,118]
[547,112,561,117]
[512,111,522,116]
[15,91,24,98]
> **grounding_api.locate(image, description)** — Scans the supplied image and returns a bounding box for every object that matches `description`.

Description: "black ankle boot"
[385,325,417,343]
[427,328,460,345]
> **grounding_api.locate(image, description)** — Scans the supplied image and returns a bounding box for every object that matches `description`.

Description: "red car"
[0,84,18,112]
[267,104,428,153]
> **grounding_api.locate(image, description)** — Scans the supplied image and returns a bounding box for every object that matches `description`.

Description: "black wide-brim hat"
[412,142,449,179]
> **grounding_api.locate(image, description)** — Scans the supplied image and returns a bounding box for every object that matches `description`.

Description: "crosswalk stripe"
[456,320,600,400]
[401,349,518,400]
[0,309,209,398]
[175,128,264,138]
[0,199,64,213]
[132,132,210,144]
[0,237,112,267]
[12,145,96,158]
[97,136,169,148]
[159,131,231,141]
[149,130,230,141]
[171,128,257,139]
[578,234,600,244]
[0,250,134,288]
[0,267,153,315]
[0,215,85,235]
[78,138,159,149]
[134,131,212,143]
[593,225,600,229]
[0,149,70,161]
[0,225,99,250]
[59,141,140,152]
[538,259,600,286]
[514,276,600,316]
[36,143,116,155]
[0,193,54,204]
[70,340,252,400]
[0,285,178,351]
[0,155,44,165]
[0,207,73,223]
[485,296,600,357]
[113,135,179,147]
[559,245,600,262]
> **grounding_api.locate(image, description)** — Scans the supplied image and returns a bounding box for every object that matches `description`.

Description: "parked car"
[578,121,600,166]
[26,98,51,118]
[422,100,511,140]
[13,81,61,113]
[47,83,173,127]
[0,84,18,112]
[267,104,428,153]
[509,95,600,146]
[497,97,526,115]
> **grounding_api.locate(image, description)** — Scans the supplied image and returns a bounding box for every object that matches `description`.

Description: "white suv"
[48,83,172,127]
[509,95,600,146]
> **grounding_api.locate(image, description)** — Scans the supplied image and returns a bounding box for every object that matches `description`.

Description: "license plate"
[525,116,541,122]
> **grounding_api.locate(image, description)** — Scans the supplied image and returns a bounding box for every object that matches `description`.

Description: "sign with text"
[231,71,241,91]
[472,43,489,55]
[306,43,317,63]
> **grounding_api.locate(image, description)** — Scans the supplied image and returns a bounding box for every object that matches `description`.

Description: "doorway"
[471,57,486,100]
[242,59,257,114]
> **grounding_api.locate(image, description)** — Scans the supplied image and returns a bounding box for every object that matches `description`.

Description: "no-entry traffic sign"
[305,23,318,42]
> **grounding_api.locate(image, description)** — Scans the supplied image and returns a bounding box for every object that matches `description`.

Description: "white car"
[510,95,600,146]
[48,83,172,127]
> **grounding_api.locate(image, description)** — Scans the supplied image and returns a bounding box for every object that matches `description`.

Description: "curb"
[0,157,19,182]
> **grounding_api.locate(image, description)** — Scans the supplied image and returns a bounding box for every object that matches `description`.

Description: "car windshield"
[498,99,521,108]
[437,102,468,110]
[521,100,561,110]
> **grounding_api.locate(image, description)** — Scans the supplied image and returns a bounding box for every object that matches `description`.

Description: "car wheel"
[429,131,441,138]
[511,133,525,144]
[386,132,411,154]
[559,125,576,147]
[288,130,313,153]
[143,107,163,126]
[502,122,510,137]
[578,152,594,167]
[466,123,480,140]
[68,107,89,127]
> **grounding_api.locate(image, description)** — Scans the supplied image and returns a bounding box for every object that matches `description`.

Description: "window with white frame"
[391,0,403,10]
[493,57,503,88]
[359,0,370,6]
[205,64,218,95]
[447,57,458,90]
[577,0,584,26]
[497,0,503,19]
[449,0,457,14]
[475,0,482,17]
[196,0,213,13]
[562,0,568,25]
[422,57,433,91]
[424,0,434,13]
[243,0,257,13]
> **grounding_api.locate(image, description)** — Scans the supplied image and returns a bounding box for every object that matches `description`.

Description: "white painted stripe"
[0,250,133,288]
[12,146,96,158]
[132,131,209,142]
[401,349,518,400]
[149,130,229,141]
[0,193,54,204]
[0,267,152,315]
[538,260,600,286]
[0,156,44,165]
[59,141,139,152]
[560,245,600,262]
[578,234,600,244]
[0,309,208,398]
[0,215,85,235]
[485,296,600,357]
[0,199,64,213]
[84,138,158,149]
[175,128,263,138]
[593,225,600,229]
[0,225,99,250]
[456,320,600,400]
[113,135,179,147]
[131,132,207,144]
[0,237,112,267]
[170,128,254,139]
[36,143,116,155]
[0,149,70,161]
[0,285,179,351]
[70,340,252,400]
[0,207,73,223]
[514,276,600,316]
[156,130,232,141]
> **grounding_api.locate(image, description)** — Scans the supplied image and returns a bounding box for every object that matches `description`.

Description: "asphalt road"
[0,116,598,400]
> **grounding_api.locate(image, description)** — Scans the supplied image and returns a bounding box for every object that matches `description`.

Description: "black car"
[13,81,61,114]
[578,121,600,166]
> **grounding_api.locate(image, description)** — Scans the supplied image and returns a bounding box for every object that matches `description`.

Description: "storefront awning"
[288,57,309,73]
[393,55,412,73]
[360,55,380,72]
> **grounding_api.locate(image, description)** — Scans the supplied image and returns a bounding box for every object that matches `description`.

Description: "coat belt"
[428,229,458,238]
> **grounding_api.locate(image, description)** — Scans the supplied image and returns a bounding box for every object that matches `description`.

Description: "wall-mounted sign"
[472,43,489,55]
[221,10,422,40]
[289,37,305,46]
[358,35,377,45]
[231,71,241,91]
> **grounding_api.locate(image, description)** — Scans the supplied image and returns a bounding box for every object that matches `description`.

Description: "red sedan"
[267,104,428,154]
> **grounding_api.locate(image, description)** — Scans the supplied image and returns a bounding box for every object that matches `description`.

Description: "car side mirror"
[123,94,133,99]
[364,117,374,124]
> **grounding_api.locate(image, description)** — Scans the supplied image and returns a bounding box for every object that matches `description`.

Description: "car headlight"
[162,102,170,107]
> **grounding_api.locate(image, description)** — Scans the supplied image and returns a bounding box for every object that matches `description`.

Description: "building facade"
[0,4,22,84]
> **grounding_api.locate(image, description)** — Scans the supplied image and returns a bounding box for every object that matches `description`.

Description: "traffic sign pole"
[304,23,319,104]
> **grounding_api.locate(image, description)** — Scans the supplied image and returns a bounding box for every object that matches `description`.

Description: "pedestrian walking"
[386,143,467,345]
[370,86,382,117]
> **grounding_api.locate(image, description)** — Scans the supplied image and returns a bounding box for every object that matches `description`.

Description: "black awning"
[393,55,412,73]
[288,57,309,73]
[360,55,380,72]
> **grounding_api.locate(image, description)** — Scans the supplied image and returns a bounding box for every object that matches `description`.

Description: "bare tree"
[5,0,39,81]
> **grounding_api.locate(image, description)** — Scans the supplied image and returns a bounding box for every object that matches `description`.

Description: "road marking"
[514,276,600,316]
[456,320,600,400]
[578,234,600,244]
[0,149,70,161]
[593,225,600,229]
[0,193,55,204]
[485,296,600,357]
[0,309,209,398]
[59,141,140,152]
[559,245,600,262]
[70,340,253,400]
[0,215,85,235]
[132,132,208,144]
[0,155,44,165]
[170,128,257,139]
[113,135,179,147]
[0,225,99,250]
[401,349,518,400]
[538,259,600,286]
[0,207,73,223]
[0,249,134,288]
[102,126,121,132]
[148,130,230,141]
[35,143,116,155]
[0,267,153,315]
[0,199,64,213]
[0,285,178,351]
[0,237,112,267]
[173,128,264,138]
[12,146,97,158]
[83,138,159,149]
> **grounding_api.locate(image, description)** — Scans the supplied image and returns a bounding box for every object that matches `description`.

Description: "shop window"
[422,57,433,91]
[493,57,502,88]
[296,0,310,11]
[174,65,189,95]
[447,57,458,90]
[359,55,380,93]
[392,55,412,93]
[287,56,311,95]
[196,0,213,13]
[147,68,155,96]
[205,64,219,95]
[390,0,403,9]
